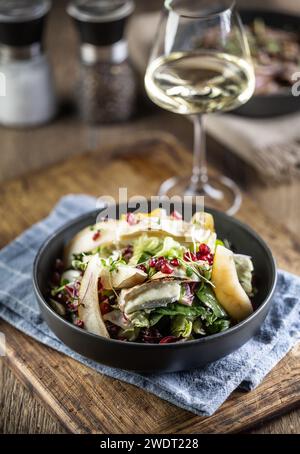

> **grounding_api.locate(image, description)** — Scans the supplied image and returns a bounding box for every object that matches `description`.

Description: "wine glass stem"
[190,115,208,191]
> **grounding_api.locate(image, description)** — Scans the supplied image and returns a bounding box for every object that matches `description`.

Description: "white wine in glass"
[145,0,255,215]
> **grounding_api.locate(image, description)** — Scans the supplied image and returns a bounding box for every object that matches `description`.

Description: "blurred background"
[0,0,299,231]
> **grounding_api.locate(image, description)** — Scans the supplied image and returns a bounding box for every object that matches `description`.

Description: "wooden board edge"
[234,401,300,434]
[3,331,300,434]
[4,345,77,434]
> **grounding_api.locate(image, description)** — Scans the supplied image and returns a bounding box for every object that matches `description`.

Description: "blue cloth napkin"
[0,194,299,417]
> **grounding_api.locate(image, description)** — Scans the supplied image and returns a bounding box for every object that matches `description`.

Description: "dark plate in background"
[234,9,300,118]
[33,204,277,373]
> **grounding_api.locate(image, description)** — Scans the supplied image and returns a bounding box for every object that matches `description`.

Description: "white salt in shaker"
[0,0,56,127]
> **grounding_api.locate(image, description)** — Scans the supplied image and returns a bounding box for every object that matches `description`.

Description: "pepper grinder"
[0,0,56,127]
[67,0,136,124]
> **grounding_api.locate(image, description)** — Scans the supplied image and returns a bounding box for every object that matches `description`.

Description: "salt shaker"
[0,0,56,127]
[67,0,136,124]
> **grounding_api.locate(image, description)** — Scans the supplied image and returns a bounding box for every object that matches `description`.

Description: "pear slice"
[211,245,253,322]
[64,220,118,267]
[191,212,215,231]
[78,255,109,337]
[100,264,147,290]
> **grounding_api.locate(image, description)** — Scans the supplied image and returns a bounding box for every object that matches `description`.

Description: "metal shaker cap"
[0,0,51,23]
[67,0,134,23]
[0,0,51,47]
[67,0,135,46]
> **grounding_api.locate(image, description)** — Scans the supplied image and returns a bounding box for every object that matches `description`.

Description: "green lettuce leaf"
[137,251,152,264]
[192,318,206,335]
[130,235,161,265]
[215,239,225,247]
[129,310,164,328]
[149,312,164,326]
[156,236,184,259]
[171,315,193,338]
[196,285,228,318]
[155,302,207,318]
[206,319,231,334]
[128,312,149,328]
[119,327,140,341]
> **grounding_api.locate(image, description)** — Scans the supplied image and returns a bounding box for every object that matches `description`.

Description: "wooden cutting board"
[0,136,299,434]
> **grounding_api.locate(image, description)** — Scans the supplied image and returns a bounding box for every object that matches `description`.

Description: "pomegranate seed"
[184,251,196,262]
[126,212,137,225]
[196,251,202,261]
[159,336,178,344]
[170,258,179,267]
[198,243,210,256]
[161,263,174,275]
[92,231,101,241]
[136,264,147,273]
[100,302,111,315]
[75,319,84,328]
[207,253,214,265]
[196,251,214,265]
[155,257,167,271]
[170,210,182,220]
[149,257,157,267]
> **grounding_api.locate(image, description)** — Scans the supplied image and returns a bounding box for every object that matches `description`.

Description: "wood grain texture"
[1,362,299,434]
[250,408,300,434]
[0,0,299,240]
[1,0,300,434]
[1,323,299,434]
[0,137,299,434]
[0,361,65,434]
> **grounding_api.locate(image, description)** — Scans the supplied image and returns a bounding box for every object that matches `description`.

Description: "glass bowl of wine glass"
[145,0,255,215]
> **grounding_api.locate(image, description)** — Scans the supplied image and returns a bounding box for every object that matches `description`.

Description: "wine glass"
[145,0,255,215]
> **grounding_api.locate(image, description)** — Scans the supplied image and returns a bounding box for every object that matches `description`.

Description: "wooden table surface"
[0,0,300,435]
[0,136,300,434]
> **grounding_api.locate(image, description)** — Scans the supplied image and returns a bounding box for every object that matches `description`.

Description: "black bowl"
[33,204,277,373]
[234,9,300,118]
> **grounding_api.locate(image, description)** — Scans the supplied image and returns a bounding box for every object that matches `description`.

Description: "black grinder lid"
[0,0,51,47]
[67,0,135,46]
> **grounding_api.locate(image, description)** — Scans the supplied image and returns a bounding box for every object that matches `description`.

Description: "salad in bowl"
[48,209,254,344]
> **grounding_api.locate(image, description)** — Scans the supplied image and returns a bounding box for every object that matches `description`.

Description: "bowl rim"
[33,206,278,349]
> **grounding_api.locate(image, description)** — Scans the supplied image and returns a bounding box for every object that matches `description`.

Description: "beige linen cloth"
[128,12,300,182]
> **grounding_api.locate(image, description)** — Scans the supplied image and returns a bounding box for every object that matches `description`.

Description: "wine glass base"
[158,174,242,216]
